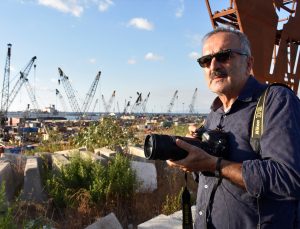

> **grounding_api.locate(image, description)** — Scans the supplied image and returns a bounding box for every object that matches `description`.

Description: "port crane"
[91,98,99,113]
[0,44,12,129]
[1,44,12,117]
[130,92,142,113]
[7,56,37,110]
[123,100,131,114]
[55,89,68,112]
[58,67,81,114]
[102,90,116,113]
[188,88,198,114]
[23,77,39,111]
[81,71,101,115]
[141,92,150,114]
[167,90,178,113]
[116,101,120,114]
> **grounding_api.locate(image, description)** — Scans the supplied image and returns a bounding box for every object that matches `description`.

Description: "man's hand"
[167,138,218,173]
[167,138,246,189]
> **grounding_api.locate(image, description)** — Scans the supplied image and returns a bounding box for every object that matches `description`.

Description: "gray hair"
[202,27,251,56]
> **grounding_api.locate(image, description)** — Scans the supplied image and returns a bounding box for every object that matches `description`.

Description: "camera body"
[144,127,229,161]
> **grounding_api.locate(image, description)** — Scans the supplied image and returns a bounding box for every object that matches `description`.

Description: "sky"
[0,0,221,114]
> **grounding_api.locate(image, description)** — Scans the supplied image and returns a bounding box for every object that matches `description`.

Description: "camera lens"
[144,135,155,159]
[144,134,190,161]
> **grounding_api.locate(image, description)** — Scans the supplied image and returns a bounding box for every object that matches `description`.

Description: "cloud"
[188,51,201,60]
[175,0,185,18]
[98,0,114,12]
[127,18,154,31]
[186,33,204,48]
[127,58,137,65]
[144,52,164,61]
[89,58,96,64]
[37,0,83,17]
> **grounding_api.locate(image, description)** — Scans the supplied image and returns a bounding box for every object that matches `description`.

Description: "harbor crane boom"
[91,98,99,113]
[56,89,68,112]
[167,90,178,113]
[58,67,81,114]
[188,88,198,114]
[102,95,108,112]
[141,92,150,113]
[1,44,12,115]
[123,100,131,114]
[102,90,116,113]
[81,71,101,114]
[23,77,39,111]
[130,92,142,113]
[7,56,37,110]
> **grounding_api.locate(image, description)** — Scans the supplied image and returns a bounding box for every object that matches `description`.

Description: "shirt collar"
[210,76,267,112]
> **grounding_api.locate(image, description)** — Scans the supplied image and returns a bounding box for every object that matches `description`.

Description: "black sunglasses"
[197,49,248,68]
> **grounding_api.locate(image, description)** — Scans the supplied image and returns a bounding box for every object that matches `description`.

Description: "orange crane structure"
[205,0,300,93]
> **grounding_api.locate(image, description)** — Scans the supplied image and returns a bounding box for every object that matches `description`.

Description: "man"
[167,27,300,229]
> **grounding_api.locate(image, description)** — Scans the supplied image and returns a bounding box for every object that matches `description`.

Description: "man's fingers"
[176,138,194,152]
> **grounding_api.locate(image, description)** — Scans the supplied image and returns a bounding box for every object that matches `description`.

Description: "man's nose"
[209,57,221,70]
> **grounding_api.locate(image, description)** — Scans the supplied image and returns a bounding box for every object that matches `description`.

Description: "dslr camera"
[144,126,229,161]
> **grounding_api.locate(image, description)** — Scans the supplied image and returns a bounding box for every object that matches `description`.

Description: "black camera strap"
[182,172,193,229]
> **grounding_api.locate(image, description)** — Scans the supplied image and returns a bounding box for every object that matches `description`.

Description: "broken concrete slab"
[1,152,27,170]
[128,146,145,158]
[54,148,80,159]
[0,161,16,201]
[138,206,196,229]
[137,214,179,229]
[130,161,157,192]
[51,154,70,170]
[94,147,117,159]
[84,212,123,229]
[21,157,46,202]
[127,146,149,162]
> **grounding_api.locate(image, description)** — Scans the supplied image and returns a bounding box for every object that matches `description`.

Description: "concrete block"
[54,149,79,159]
[137,214,180,229]
[91,154,108,166]
[130,161,157,192]
[51,154,70,170]
[85,212,123,229]
[0,161,16,201]
[168,205,196,223]
[34,152,53,170]
[79,151,94,160]
[21,157,46,202]
[95,147,117,159]
[1,152,27,170]
[138,206,196,229]
[128,146,145,158]
[127,146,149,162]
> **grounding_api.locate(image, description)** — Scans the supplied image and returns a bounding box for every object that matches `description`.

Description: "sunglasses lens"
[198,50,233,68]
[215,50,231,62]
[198,55,212,68]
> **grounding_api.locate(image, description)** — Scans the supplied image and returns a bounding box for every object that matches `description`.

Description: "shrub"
[46,154,138,209]
[72,117,139,151]
[161,187,183,215]
[0,182,17,229]
[104,154,138,200]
